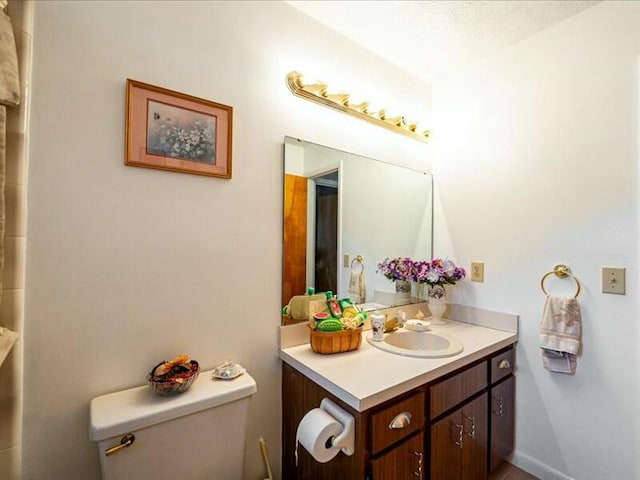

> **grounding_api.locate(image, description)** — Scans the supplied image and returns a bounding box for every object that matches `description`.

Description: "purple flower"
[377,257,415,282]
[412,258,466,286]
[378,257,466,286]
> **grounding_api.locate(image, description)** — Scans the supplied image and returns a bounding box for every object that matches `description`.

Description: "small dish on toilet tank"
[212,360,246,380]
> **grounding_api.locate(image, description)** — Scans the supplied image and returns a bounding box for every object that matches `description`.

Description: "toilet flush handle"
[105,434,135,456]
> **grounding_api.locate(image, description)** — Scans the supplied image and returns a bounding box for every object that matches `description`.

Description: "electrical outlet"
[471,262,484,282]
[602,267,625,294]
[343,254,350,268]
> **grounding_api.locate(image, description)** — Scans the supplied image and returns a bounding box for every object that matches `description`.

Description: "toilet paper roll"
[295,408,343,464]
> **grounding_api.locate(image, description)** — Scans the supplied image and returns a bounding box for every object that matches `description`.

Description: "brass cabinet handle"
[492,395,504,416]
[413,451,423,479]
[499,359,511,369]
[388,411,412,429]
[105,434,135,456]
[464,415,476,438]
[453,423,464,448]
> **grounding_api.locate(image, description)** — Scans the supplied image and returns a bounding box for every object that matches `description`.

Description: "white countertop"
[279,320,517,412]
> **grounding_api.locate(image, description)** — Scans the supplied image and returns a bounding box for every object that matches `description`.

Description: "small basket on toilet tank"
[89,370,257,480]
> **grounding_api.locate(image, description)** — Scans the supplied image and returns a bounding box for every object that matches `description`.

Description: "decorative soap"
[317,318,343,332]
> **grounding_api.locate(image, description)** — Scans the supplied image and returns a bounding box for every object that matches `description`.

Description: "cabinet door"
[431,409,463,480]
[461,394,488,480]
[371,432,425,480]
[490,376,515,471]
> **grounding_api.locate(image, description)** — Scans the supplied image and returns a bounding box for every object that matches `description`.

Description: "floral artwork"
[126,79,233,178]
[146,101,216,164]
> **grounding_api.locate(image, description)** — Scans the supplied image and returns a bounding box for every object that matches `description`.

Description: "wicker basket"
[308,323,363,354]
[307,299,363,354]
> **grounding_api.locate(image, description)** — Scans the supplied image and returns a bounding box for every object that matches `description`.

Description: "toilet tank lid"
[89,370,257,442]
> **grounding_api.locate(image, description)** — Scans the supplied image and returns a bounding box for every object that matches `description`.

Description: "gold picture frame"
[125,79,233,178]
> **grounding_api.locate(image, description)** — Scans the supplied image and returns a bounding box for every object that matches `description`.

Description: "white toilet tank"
[89,370,257,480]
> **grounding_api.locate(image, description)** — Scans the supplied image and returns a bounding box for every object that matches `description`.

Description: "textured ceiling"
[287,0,601,83]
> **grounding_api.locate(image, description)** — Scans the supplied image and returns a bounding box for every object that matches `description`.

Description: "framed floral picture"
[125,79,233,178]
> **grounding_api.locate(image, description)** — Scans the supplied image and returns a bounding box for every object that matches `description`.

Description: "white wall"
[23,1,430,479]
[432,2,639,479]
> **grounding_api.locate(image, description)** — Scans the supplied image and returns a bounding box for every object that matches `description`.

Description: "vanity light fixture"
[286,71,430,143]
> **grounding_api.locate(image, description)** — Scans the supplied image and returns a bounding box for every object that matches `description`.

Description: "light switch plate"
[471,262,484,282]
[602,267,625,294]
[343,254,350,268]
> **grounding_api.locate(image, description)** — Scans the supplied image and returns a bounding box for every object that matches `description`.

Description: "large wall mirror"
[282,137,433,325]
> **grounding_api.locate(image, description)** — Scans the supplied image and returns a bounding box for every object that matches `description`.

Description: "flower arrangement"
[413,258,466,286]
[378,257,466,284]
[377,257,415,282]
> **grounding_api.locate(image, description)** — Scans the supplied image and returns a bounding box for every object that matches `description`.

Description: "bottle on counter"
[370,310,385,341]
[338,297,354,311]
[326,291,342,318]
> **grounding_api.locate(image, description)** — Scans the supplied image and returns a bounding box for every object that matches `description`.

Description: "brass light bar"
[286,71,430,143]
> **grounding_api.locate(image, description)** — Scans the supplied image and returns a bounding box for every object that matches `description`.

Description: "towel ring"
[540,264,581,298]
[350,255,364,273]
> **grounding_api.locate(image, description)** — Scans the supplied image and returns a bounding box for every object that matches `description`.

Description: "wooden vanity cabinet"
[281,344,515,480]
[430,360,489,480]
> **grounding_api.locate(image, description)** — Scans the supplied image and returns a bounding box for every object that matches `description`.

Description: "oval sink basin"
[367,330,464,358]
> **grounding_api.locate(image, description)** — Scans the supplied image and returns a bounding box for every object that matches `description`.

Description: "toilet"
[89,370,257,480]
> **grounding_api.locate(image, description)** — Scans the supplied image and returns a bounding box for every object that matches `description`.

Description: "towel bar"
[540,264,581,298]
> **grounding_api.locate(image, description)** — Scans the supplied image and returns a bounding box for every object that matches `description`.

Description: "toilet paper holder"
[319,398,355,455]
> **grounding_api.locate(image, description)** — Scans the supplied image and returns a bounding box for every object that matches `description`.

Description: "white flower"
[442,260,456,276]
[427,271,440,283]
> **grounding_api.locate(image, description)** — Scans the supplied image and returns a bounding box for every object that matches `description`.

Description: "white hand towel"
[540,295,581,375]
[348,266,366,304]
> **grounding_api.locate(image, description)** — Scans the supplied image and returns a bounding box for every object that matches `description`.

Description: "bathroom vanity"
[280,317,517,480]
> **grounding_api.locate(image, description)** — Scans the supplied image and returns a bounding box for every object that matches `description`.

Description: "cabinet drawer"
[370,432,424,480]
[491,348,514,384]
[430,362,487,419]
[370,391,424,455]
